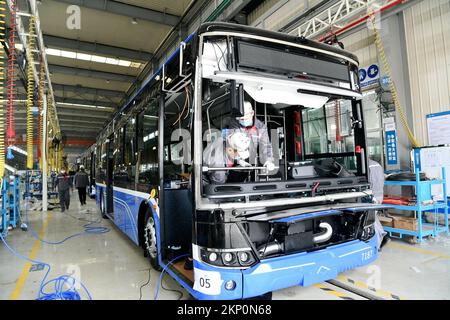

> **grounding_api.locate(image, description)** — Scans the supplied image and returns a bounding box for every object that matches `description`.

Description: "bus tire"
[100,192,107,219]
[144,209,161,271]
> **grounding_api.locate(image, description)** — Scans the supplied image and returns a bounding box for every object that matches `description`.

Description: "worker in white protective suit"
[236,101,275,171]
[203,130,252,184]
[203,101,276,184]
[368,159,390,250]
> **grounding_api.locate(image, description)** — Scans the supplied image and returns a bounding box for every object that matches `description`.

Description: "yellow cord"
[0,0,5,178]
[39,62,44,170]
[26,16,36,169]
[369,13,421,148]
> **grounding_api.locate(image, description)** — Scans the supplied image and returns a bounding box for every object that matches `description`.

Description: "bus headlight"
[222,252,236,265]
[208,252,218,262]
[238,252,249,263]
[361,210,376,241]
[199,248,257,268]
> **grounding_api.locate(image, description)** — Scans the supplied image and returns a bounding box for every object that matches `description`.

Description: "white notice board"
[427,110,450,146]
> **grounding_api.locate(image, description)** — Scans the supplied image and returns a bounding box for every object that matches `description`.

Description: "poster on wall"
[384,121,398,166]
[359,64,380,89]
[427,110,450,146]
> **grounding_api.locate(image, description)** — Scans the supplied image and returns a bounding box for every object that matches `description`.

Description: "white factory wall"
[339,16,414,169]
[249,2,414,168]
[404,0,450,146]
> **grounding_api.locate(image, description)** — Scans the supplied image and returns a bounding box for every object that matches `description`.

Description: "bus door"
[90,151,95,185]
[106,136,114,218]
[160,90,193,263]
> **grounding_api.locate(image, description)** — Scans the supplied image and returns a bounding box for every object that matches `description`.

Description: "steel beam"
[55,97,116,108]
[2,94,116,108]
[49,64,136,82]
[60,119,107,126]
[13,108,112,118]
[54,0,180,26]
[43,34,153,61]
[15,116,106,124]
[287,0,401,39]
[60,125,102,131]
[52,83,125,98]
[15,124,99,131]
[57,111,111,119]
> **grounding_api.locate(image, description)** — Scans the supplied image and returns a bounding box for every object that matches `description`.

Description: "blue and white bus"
[93,22,381,300]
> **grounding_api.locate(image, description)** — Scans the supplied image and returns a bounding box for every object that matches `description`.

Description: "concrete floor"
[1,193,449,300]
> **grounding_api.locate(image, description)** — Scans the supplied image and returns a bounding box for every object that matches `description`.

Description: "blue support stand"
[0,178,9,237]
[0,175,24,237]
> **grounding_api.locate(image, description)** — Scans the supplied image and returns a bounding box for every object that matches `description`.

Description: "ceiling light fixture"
[45,48,142,69]
[57,102,114,111]
[131,18,138,25]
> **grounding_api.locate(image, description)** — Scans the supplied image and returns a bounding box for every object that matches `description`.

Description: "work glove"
[263,161,276,172]
[237,159,252,167]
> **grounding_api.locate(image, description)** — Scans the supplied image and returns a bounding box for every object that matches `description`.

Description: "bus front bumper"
[191,236,378,300]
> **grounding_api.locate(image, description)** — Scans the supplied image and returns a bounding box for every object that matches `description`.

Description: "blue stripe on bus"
[96,184,147,246]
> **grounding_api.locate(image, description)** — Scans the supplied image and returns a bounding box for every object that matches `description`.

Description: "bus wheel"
[144,210,161,271]
[100,192,107,219]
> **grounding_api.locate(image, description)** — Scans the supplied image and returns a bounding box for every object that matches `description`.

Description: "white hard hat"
[80,165,85,169]
[227,131,250,160]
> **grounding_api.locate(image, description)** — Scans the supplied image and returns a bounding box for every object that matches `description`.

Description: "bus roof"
[197,22,359,65]
[96,22,359,144]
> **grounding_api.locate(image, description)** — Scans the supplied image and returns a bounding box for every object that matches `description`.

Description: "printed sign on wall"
[427,110,450,146]
[359,64,380,88]
[385,122,398,166]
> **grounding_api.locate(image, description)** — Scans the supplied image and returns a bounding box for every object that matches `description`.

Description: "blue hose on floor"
[24,195,109,245]
[0,233,92,300]
[154,254,189,300]
[1,176,108,300]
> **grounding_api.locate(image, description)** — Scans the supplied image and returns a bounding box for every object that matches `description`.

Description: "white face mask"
[239,118,253,127]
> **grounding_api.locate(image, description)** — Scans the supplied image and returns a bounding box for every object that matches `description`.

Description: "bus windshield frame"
[194,32,370,211]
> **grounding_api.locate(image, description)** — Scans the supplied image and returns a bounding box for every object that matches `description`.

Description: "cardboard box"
[379,216,394,227]
[393,217,418,231]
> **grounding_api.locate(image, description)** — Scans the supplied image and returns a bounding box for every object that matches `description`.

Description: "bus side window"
[113,127,126,187]
[163,88,192,187]
[137,101,159,188]
[124,116,137,188]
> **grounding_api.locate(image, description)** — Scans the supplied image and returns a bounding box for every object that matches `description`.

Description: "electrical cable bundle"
[6,0,17,154]
[0,0,6,178]
[26,16,36,169]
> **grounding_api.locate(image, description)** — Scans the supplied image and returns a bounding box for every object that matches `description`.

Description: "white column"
[42,93,48,212]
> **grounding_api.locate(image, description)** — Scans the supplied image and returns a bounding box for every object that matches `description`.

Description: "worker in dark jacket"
[56,168,73,212]
[74,165,90,206]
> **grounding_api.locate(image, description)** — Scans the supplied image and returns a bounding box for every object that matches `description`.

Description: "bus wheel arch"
[99,190,107,219]
[139,202,161,270]
[137,202,149,249]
